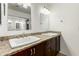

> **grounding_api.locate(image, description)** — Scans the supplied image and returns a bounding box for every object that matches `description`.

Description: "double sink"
[9,33,58,48]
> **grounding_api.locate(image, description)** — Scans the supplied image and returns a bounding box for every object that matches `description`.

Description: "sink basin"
[9,36,40,48]
[41,33,58,36]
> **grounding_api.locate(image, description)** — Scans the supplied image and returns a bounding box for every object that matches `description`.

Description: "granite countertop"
[0,32,61,56]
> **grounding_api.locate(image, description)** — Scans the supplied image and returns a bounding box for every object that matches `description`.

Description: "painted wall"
[31,4,41,32]
[49,3,79,55]
[31,4,49,32]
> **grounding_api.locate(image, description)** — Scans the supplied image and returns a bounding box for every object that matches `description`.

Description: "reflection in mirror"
[8,3,31,31]
[40,7,50,31]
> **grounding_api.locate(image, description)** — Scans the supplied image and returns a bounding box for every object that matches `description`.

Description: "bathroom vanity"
[0,31,61,56]
[11,35,60,56]
[11,36,60,56]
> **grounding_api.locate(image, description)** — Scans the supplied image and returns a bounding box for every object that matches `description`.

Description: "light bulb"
[40,7,50,15]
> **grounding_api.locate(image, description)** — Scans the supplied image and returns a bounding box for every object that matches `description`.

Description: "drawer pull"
[30,49,32,55]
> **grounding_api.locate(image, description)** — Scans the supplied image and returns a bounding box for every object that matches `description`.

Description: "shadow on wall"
[60,35,71,56]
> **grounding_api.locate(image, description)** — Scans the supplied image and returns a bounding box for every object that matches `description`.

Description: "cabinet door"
[56,36,60,53]
[50,38,57,56]
[34,42,45,56]
[11,48,31,56]
[50,36,60,56]
[44,40,51,56]
[44,37,59,56]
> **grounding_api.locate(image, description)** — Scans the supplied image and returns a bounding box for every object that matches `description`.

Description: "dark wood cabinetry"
[11,36,60,56]
[34,42,45,56]
[12,43,45,56]
[46,36,60,56]
[12,48,31,56]
[44,36,60,56]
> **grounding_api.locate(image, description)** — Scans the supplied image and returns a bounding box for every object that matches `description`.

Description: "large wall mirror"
[8,3,31,31]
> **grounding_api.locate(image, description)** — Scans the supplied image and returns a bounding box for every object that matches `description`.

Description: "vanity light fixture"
[40,7,50,15]
[8,20,12,23]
